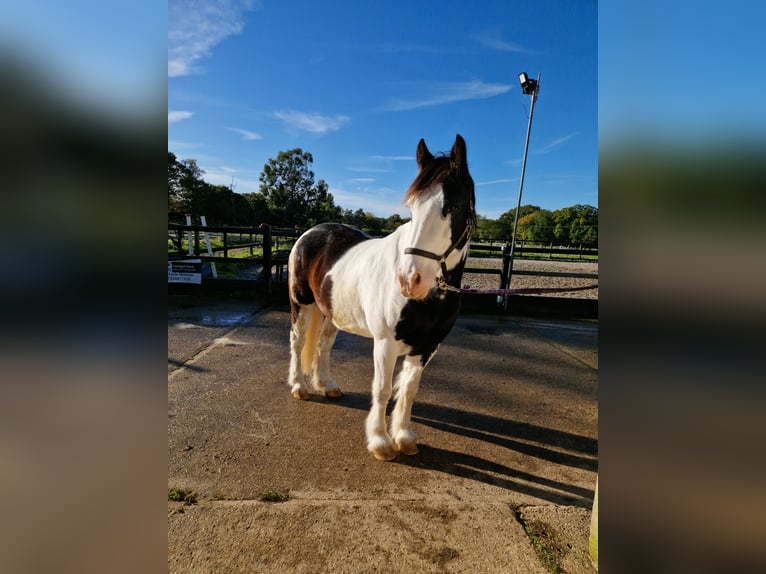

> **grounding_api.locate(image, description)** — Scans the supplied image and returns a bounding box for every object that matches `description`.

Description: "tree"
[552,204,598,247]
[383,213,407,234]
[259,148,339,228]
[168,152,185,220]
[474,214,504,242]
[517,209,555,245]
[240,192,270,225]
[308,178,343,225]
[168,152,210,223]
[495,204,541,242]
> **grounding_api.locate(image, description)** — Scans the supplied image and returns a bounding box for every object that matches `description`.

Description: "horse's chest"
[394,295,460,364]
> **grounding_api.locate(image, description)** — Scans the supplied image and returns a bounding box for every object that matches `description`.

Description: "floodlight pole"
[501,72,540,311]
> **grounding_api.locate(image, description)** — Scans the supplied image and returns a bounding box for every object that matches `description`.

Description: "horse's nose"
[398,271,424,298]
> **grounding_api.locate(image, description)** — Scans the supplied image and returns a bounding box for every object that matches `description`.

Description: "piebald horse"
[287,134,476,461]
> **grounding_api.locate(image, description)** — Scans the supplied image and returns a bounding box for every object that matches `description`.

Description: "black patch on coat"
[394,259,466,364]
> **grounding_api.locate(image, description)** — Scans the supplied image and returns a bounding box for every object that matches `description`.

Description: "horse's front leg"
[390,355,424,455]
[366,337,398,461]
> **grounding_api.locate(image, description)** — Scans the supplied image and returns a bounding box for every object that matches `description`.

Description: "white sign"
[168,259,202,284]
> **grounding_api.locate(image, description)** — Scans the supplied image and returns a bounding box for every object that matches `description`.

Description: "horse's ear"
[451,134,467,170]
[416,138,434,168]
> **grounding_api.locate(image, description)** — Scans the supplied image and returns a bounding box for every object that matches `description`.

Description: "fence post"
[260,224,272,294]
[223,231,228,259]
[194,230,200,256]
[500,242,511,290]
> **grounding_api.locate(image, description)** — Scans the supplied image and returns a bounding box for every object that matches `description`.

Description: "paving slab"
[168,298,598,573]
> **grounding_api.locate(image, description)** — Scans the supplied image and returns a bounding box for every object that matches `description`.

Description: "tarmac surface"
[168,296,598,573]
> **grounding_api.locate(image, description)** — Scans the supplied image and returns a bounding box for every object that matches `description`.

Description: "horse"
[287,134,476,461]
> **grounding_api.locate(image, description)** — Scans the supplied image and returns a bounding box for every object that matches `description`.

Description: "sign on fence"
[168,259,202,284]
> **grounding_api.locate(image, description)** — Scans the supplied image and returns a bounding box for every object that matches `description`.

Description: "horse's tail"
[300,308,322,376]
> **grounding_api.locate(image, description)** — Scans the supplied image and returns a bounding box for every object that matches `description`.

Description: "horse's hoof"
[325,387,343,398]
[369,440,396,461]
[291,387,309,400]
[371,447,396,461]
[395,440,419,456]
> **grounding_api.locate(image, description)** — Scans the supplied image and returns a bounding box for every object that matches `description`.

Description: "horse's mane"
[403,154,454,204]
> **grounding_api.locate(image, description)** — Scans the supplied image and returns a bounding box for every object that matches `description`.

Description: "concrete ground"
[168,297,598,573]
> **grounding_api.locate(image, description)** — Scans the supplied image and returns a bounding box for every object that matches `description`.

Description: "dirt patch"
[168,498,554,573]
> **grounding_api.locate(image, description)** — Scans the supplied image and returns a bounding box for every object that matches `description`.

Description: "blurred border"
[0,2,168,572]
[1,2,765,572]
[600,2,766,572]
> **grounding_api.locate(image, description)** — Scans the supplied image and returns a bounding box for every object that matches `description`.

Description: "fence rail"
[168,223,597,295]
[469,241,597,259]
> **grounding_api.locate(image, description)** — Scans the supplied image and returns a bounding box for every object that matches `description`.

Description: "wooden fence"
[168,223,597,294]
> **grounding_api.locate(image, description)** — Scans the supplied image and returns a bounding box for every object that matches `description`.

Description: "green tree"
[240,192,270,225]
[517,209,555,244]
[495,204,541,242]
[552,204,598,247]
[383,213,407,234]
[308,178,343,225]
[259,148,339,228]
[168,151,185,221]
[361,211,383,236]
[168,152,210,223]
[474,214,503,242]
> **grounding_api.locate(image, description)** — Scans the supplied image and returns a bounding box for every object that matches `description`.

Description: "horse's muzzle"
[398,271,429,300]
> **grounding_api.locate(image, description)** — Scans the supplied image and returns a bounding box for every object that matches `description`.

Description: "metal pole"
[503,72,540,311]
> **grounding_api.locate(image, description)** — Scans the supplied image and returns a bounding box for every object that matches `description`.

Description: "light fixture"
[518,71,538,95]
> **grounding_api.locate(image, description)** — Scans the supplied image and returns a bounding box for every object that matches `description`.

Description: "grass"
[258,489,289,503]
[523,523,562,574]
[168,487,198,505]
[509,504,562,574]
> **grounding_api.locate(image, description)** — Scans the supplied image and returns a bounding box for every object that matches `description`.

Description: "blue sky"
[168,0,597,219]
[599,1,766,144]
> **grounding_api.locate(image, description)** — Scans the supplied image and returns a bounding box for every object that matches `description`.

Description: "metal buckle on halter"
[436,275,462,293]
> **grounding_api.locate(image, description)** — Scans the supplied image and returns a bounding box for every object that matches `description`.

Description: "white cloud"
[345,166,392,174]
[383,80,511,111]
[168,110,193,123]
[226,126,262,140]
[471,33,543,55]
[168,139,204,150]
[273,110,350,134]
[369,155,413,161]
[535,132,579,154]
[476,178,517,186]
[168,0,255,77]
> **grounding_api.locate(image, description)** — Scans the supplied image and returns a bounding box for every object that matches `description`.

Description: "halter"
[404,219,473,293]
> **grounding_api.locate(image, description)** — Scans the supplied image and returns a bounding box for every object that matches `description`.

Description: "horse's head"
[397,134,476,299]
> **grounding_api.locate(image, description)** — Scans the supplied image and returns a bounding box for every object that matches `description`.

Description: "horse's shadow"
[321,391,597,508]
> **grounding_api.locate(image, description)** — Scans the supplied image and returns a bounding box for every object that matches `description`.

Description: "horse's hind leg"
[390,355,424,455]
[287,303,314,400]
[314,318,342,398]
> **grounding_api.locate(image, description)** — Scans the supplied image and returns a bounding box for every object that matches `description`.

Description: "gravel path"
[463,257,599,299]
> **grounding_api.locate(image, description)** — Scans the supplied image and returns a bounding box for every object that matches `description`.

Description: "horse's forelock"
[403,154,453,205]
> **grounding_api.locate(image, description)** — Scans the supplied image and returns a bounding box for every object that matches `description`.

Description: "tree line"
[169,149,597,247]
